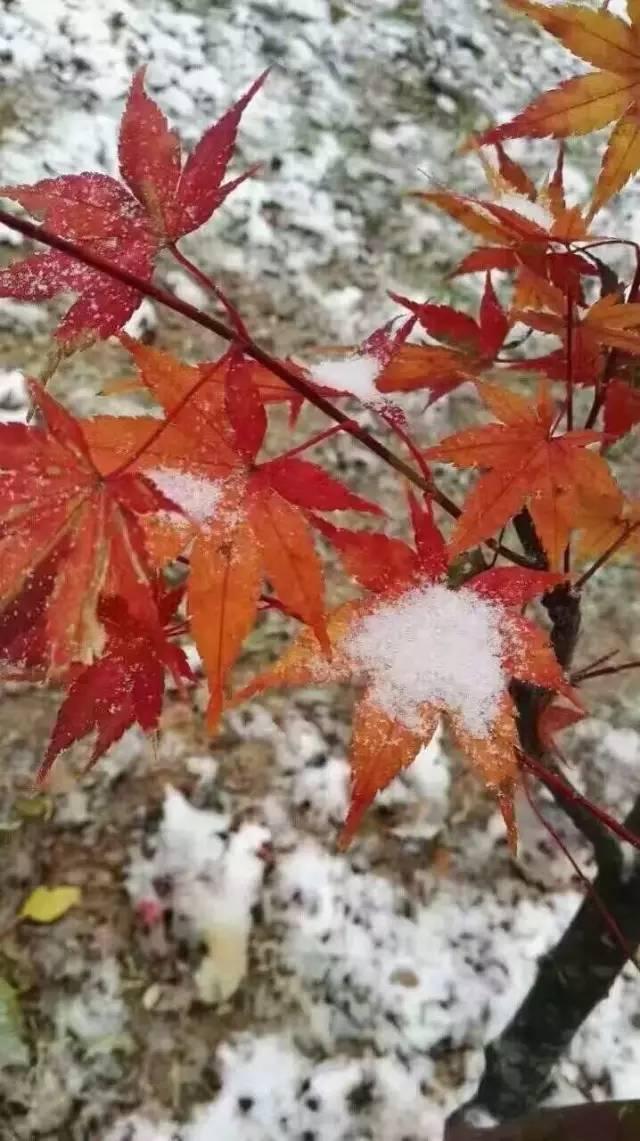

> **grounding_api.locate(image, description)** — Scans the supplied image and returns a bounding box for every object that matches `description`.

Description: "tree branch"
[462,834,640,1121]
[0,205,534,569]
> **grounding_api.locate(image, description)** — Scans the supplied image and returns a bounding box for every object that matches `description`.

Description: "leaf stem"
[518,750,640,853]
[521,770,638,971]
[275,422,353,460]
[0,204,536,569]
[169,243,221,298]
[565,288,574,433]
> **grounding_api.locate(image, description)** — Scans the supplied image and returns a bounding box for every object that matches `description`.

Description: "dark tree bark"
[470,837,640,1119]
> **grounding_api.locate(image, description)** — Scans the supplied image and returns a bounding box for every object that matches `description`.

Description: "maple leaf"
[414,147,594,307]
[235,497,571,847]
[0,382,182,677]
[604,377,640,438]
[538,699,585,752]
[83,339,382,728]
[424,380,604,567]
[380,275,509,404]
[510,293,640,392]
[38,589,193,783]
[557,451,640,564]
[474,0,640,217]
[515,293,640,356]
[0,69,266,349]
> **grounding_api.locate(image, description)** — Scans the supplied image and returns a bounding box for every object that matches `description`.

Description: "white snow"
[146,467,222,525]
[0,368,27,423]
[108,705,640,1139]
[127,787,271,1005]
[309,354,382,403]
[348,584,506,736]
[3,0,640,1135]
[55,959,128,1050]
[123,299,158,341]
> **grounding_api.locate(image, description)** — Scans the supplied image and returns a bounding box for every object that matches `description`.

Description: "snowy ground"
[1,0,640,1138]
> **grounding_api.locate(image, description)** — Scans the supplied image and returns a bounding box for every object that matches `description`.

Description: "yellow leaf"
[20,885,81,924]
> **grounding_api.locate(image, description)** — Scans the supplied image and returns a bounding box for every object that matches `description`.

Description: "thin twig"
[518,750,640,853]
[577,659,640,683]
[521,771,638,970]
[276,422,354,460]
[571,648,619,682]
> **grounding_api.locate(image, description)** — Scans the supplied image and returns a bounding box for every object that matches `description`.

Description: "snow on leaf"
[235,563,567,844]
[309,354,382,403]
[20,885,81,924]
[146,467,223,525]
[340,697,432,847]
[348,584,506,737]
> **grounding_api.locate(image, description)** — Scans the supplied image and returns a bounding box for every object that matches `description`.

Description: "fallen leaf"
[20,885,81,924]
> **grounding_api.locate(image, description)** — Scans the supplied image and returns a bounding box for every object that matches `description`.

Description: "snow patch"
[127,787,271,1005]
[348,584,505,736]
[310,354,382,403]
[146,467,222,524]
[0,369,27,422]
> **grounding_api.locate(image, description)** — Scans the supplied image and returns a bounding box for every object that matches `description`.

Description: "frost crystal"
[348,584,505,736]
[147,467,222,524]
[310,354,381,402]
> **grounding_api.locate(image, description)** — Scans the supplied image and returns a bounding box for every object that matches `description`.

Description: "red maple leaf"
[0,382,183,677]
[0,69,266,349]
[38,588,193,782]
[413,147,594,310]
[380,275,510,404]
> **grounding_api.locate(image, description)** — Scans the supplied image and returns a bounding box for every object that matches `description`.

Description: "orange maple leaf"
[557,451,640,564]
[0,383,182,676]
[83,339,383,728]
[474,0,640,217]
[234,501,573,848]
[413,146,593,309]
[424,380,604,567]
